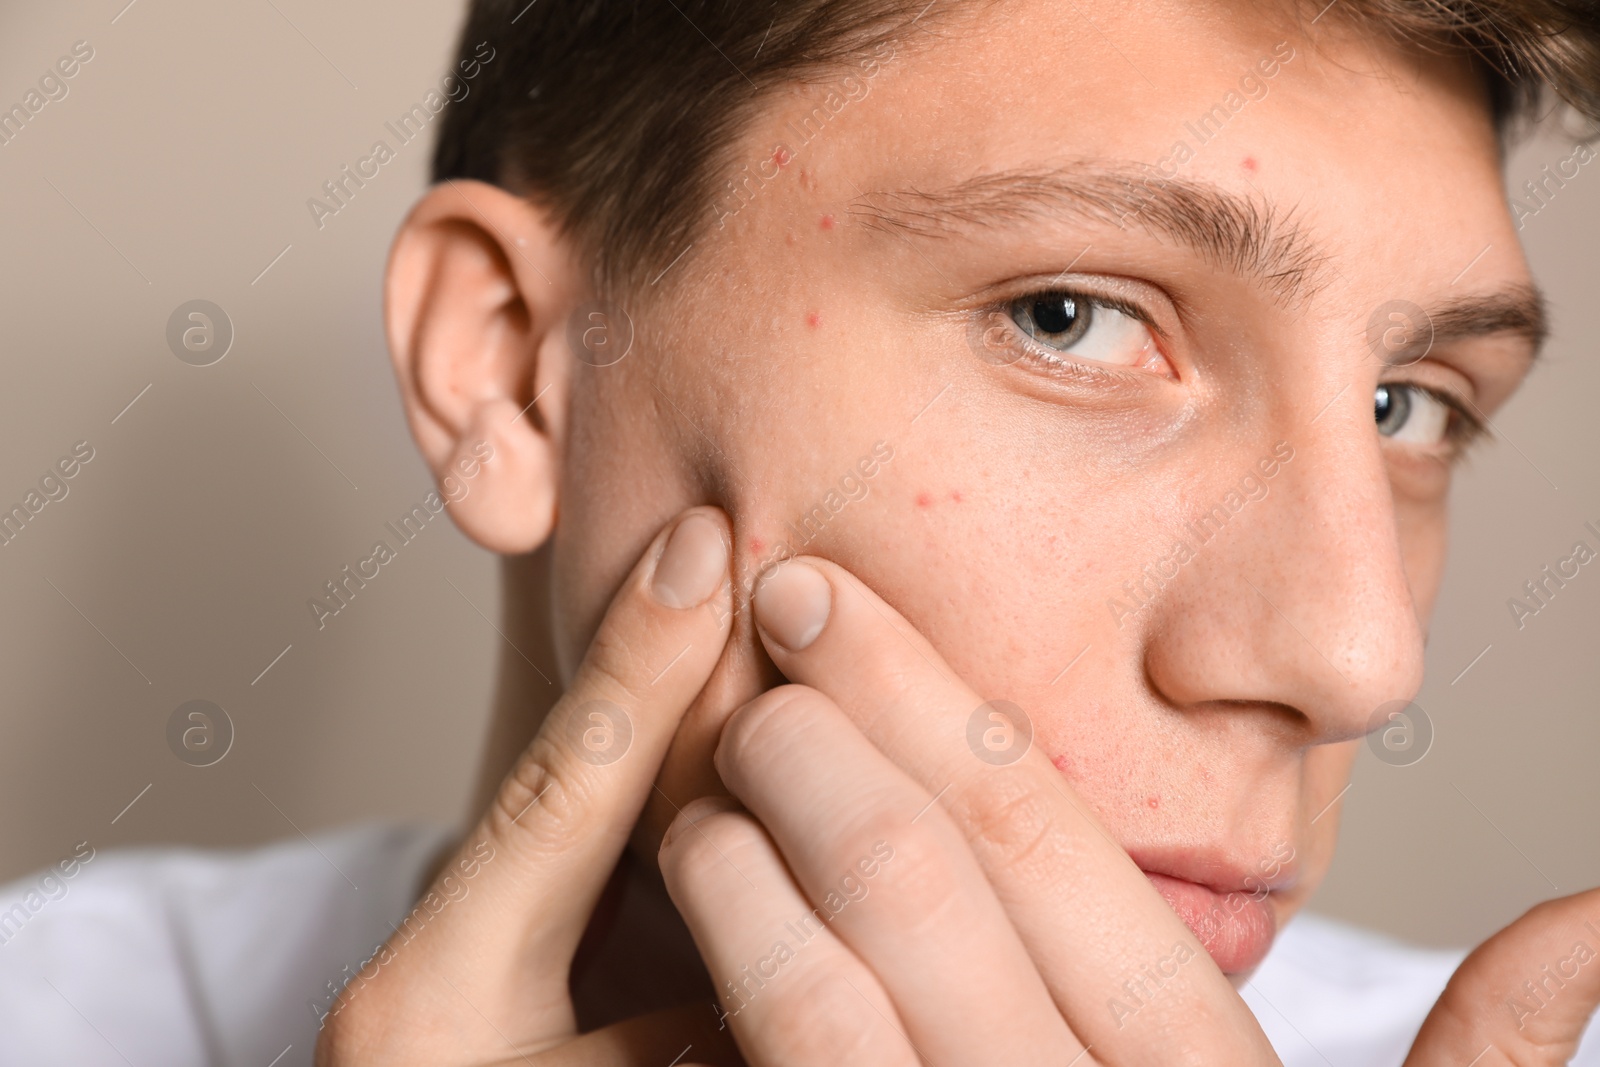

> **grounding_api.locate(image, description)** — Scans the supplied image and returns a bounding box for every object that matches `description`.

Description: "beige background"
[0,0,1594,950]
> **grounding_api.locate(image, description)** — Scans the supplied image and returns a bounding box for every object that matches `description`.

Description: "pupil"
[1032,296,1077,335]
[1375,384,1410,435]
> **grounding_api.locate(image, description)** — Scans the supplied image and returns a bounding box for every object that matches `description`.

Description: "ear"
[385,179,576,554]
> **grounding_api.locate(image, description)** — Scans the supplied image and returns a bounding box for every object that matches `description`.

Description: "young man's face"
[543,0,1539,971]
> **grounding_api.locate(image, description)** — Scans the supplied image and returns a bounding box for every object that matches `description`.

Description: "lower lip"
[1142,871,1277,974]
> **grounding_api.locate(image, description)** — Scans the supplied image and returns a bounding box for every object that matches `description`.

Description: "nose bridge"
[1143,405,1427,745]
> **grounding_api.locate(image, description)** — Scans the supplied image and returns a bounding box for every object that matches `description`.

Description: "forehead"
[714,0,1525,308]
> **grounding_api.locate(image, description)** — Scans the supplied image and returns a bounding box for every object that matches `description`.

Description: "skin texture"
[322,0,1600,1064]
[554,0,1522,941]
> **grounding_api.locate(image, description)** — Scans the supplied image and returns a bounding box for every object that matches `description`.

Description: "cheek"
[550,371,703,681]
[1279,741,1361,912]
[1397,501,1450,621]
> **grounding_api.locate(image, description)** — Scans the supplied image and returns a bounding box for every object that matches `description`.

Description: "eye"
[1001,290,1170,375]
[1375,383,1452,445]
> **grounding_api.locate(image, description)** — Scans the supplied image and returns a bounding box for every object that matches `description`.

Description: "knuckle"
[960,779,1063,882]
[486,740,591,856]
[843,817,964,930]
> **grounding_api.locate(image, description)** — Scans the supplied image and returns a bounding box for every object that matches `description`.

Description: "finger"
[1405,887,1600,1067]
[323,508,734,1061]
[714,684,1088,1066]
[750,556,1279,1063]
[525,1003,743,1067]
[658,796,922,1067]
[461,506,734,957]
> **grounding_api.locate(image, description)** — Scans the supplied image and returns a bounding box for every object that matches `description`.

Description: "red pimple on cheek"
[949,489,963,503]
[773,146,792,167]
[1242,155,1258,173]
[749,537,765,555]
[1147,795,1160,809]
[819,213,836,230]
[806,311,822,329]
[1052,754,1075,776]
[915,491,934,508]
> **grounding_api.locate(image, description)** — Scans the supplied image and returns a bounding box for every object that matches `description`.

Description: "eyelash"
[987,286,1166,382]
[1388,382,1491,452]
[988,286,1490,457]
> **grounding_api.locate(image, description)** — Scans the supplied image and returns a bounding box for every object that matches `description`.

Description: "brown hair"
[433,0,1600,295]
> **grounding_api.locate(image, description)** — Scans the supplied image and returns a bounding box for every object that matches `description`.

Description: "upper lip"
[1128,846,1299,896]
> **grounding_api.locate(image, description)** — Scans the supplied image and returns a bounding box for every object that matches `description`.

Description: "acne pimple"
[750,536,765,555]
[819,213,836,230]
[1242,155,1258,173]
[1052,754,1074,775]
[949,489,964,503]
[806,310,822,329]
[1147,795,1160,809]
[915,491,934,508]
[773,146,792,168]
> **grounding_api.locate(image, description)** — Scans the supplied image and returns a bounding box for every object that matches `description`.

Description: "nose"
[1141,399,1426,745]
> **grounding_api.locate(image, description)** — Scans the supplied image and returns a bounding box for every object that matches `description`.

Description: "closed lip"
[1127,846,1299,896]
[1128,847,1295,974]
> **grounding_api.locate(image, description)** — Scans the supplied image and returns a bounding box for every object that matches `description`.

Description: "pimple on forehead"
[773,146,792,168]
[806,310,822,328]
[1242,155,1258,173]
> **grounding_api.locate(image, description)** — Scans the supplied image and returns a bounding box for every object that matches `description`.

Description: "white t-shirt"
[0,824,1594,1066]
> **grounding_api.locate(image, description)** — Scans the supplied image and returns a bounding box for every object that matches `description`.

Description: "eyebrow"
[1423,284,1547,355]
[849,163,1549,358]
[850,162,1331,305]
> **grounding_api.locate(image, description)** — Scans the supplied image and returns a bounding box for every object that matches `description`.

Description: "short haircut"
[433,0,1600,296]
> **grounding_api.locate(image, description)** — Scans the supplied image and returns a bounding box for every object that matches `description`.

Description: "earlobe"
[441,393,560,554]
[384,180,574,554]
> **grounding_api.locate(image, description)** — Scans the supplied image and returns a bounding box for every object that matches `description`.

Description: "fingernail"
[660,794,743,851]
[650,513,728,609]
[753,559,832,651]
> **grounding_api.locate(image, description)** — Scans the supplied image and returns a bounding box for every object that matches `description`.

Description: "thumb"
[1405,887,1600,1067]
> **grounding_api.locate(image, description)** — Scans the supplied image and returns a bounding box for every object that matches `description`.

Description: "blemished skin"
[316,0,1600,1065]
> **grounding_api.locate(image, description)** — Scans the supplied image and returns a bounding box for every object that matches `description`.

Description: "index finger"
[333,508,734,1051]
[750,555,1280,1064]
